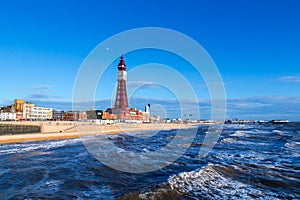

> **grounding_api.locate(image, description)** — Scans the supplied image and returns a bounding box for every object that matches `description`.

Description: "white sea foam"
[138,188,171,200]
[221,138,270,146]
[220,137,237,144]
[214,150,269,164]
[0,138,81,155]
[44,180,62,188]
[168,164,287,199]
[78,185,114,200]
[272,130,282,133]
[231,130,247,137]
[284,141,300,148]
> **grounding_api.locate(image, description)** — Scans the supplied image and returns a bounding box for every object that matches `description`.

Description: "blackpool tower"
[114,55,129,113]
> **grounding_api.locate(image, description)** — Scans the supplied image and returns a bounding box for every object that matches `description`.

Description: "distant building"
[142,104,150,123]
[16,111,23,120]
[128,108,143,121]
[0,105,13,112]
[23,102,35,119]
[12,99,24,112]
[28,107,53,120]
[86,110,104,120]
[52,110,64,120]
[63,111,76,121]
[150,115,160,123]
[64,111,87,121]
[102,111,110,120]
[0,99,56,121]
[21,102,53,120]
[78,111,87,121]
[0,112,16,121]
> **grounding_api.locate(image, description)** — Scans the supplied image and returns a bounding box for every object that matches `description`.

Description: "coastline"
[0,123,196,144]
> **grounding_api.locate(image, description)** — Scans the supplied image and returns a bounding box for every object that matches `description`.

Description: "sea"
[0,123,299,199]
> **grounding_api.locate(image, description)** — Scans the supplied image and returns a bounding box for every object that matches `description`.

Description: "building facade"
[23,102,36,119]
[142,104,150,123]
[12,99,24,112]
[16,111,23,120]
[64,111,87,121]
[0,106,13,113]
[28,107,53,120]
[86,110,104,120]
[0,112,16,121]
[52,110,64,120]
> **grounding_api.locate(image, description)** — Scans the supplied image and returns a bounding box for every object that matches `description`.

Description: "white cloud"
[276,75,300,83]
[29,84,53,90]
[225,96,300,121]
[26,94,62,100]
[18,84,53,92]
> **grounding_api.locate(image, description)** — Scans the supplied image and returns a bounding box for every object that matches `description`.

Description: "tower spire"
[114,55,129,113]
[118,54,126,71]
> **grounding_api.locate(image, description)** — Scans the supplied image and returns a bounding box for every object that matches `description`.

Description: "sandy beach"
[0,123,195,144]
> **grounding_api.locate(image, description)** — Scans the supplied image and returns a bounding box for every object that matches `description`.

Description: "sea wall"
[0,121,78,134]
[0,121,196,135]
[0,124,41,135]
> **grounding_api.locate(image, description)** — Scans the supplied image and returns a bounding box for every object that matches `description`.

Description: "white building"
[28,107,53,120]
[23,102,35,119]
[142,104,150,123]
[0,112,16,121]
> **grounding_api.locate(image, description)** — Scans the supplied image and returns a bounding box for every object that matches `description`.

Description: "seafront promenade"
[0,121,195,144]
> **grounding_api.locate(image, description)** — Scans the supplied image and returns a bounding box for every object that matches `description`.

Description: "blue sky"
[0,0,300,120]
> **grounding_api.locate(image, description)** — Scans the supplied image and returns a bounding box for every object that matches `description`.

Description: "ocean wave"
[284,141,300,147]
[220,139,271,146]
[230,130,247,137]
[0,168,10,176]
[220,137,237,144]
[211,150,270,165]
[0,138,81,155]
[272,130,282,133]
[167,164,295,199]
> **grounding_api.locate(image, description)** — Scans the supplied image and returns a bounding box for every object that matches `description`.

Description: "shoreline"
[0,123,196,144]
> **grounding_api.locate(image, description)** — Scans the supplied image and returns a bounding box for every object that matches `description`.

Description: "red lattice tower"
[114,55,129,112]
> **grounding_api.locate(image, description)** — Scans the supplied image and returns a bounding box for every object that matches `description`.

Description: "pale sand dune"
[0,123,195,144]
